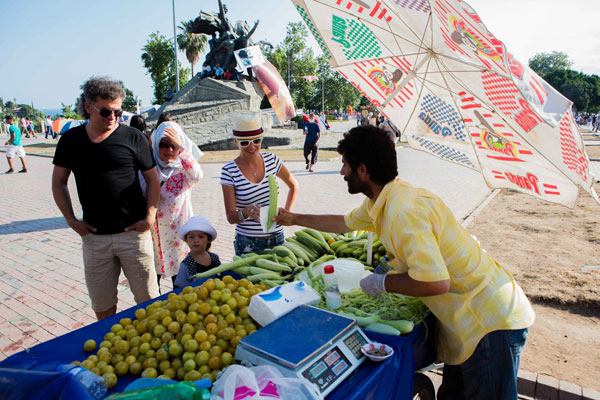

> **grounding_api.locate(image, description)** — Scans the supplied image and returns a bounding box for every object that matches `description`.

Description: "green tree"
[177,21,207,77]
[60,103,80,119]
[142,32,191,104]
[543,69,600,112]
[528,51,573,76]
[306,56,361,112]
[562,81,590,112]
[119,81,137,112]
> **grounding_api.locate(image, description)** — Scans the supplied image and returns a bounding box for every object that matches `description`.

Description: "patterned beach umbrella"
[59,119,86,134]
[52,118,66,134]
[292,0,598,207]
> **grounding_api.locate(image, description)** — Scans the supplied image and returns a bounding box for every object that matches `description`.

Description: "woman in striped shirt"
[220,112,298,255]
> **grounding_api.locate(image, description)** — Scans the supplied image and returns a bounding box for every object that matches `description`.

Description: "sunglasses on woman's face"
[238,138,262,147]
[89,103,123,118]
[158,141,177,151]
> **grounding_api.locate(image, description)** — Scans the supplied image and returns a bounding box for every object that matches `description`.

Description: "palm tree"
[177,21,207,77]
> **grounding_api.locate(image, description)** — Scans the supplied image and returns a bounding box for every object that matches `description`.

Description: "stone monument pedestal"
[148,75,277,150]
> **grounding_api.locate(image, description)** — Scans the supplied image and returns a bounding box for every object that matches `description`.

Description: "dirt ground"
[466,139,600,390]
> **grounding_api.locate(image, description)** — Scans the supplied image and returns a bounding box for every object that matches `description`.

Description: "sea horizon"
[38,108,63,117]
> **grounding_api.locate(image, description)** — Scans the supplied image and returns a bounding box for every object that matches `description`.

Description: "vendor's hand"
[68,219,97,237]
[163,128,182,151]
[125,217,153,232]
[360,273,388,297]
[273,208,295,226]
[4,141,9,146]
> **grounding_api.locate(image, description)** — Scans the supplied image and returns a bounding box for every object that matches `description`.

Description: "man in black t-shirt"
[52,76,161,320]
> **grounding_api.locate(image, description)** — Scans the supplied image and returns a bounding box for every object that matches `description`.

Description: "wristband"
[238,209,248,222]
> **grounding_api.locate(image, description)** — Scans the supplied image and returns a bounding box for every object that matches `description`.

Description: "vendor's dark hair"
[337,125,397,185]
[77,76,125,119]
[130,115,146,134]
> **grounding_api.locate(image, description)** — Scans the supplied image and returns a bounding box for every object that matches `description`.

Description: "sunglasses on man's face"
[238,138,262,147]
[158,141,177,151]
[90,103,123,118]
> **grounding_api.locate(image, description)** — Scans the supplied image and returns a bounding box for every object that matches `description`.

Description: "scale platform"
[235,305,369,396]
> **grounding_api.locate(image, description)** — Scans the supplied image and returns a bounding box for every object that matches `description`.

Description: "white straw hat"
[178,216,217,241]
[230,111,264,140]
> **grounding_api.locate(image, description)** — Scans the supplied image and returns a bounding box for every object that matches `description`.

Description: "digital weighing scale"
[234,305,369,397]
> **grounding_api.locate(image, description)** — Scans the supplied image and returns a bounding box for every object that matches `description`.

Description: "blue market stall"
[0,275,436,399]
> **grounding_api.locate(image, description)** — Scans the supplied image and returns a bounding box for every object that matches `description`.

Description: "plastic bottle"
[323,264,342,309]
[105,381,211,400]
[57,363,108,399]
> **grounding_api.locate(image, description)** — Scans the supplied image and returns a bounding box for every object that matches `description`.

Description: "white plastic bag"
[211,365,260,400]
[211,364,323,400]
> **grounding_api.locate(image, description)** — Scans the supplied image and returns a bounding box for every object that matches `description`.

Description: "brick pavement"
[0,128,491,361]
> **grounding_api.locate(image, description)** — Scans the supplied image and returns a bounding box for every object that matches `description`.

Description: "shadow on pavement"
[290,169,341,176]
[0,217,68,234]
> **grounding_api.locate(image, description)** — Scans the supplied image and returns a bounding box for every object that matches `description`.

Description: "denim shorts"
[234,232,285,256]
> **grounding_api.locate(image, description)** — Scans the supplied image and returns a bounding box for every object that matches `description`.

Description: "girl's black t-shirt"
[53,124,155,234]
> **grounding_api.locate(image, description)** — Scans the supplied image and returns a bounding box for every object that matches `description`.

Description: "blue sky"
[1,0,598,109]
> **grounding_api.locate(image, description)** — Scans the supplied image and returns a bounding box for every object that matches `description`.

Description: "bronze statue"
[188,0,260,72]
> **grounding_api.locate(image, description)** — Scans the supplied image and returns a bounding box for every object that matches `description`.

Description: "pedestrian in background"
[20,117,27,138]
[26,117,37,138]
[129,115,147,136]
[52,76,160,320]
[164,85,175,101]
[4,115,28,173]
[303,112,321,173]
[45,115,55,139]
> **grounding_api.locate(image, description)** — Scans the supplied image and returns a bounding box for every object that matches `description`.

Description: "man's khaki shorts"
[82,230,160,313]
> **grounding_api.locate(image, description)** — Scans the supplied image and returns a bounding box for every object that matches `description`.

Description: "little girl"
[174,216,221,289]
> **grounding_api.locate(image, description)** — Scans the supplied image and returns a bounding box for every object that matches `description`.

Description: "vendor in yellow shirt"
[275,125,535,400]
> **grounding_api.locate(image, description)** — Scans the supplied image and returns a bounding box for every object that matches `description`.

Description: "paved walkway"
[0,125,491,360]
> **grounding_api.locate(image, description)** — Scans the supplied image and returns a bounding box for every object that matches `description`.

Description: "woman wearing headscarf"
[145,121,204,289]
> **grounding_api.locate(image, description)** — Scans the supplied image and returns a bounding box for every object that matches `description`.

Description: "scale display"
[301,346,351,392]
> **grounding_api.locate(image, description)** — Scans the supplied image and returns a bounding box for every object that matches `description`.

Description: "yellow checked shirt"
[345,178,535,365]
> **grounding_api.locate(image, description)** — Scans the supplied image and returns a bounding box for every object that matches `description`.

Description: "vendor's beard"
[345,170,368,195]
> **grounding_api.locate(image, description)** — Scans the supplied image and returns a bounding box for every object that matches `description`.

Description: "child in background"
[174,216,221,289]
[26,118,37,138]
